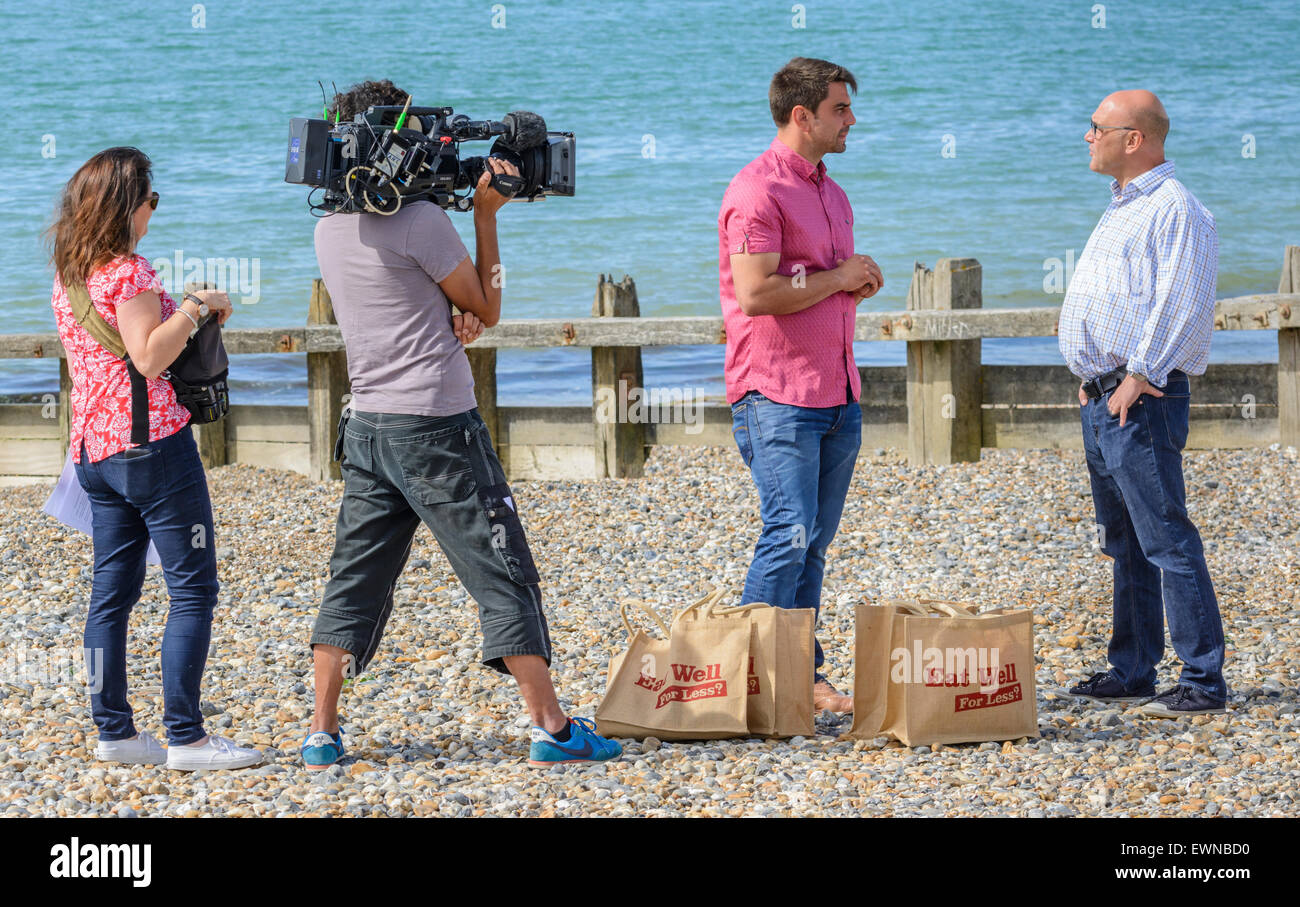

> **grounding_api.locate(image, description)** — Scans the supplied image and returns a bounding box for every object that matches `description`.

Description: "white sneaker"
[165,735,263,771]
[96,732,167,765]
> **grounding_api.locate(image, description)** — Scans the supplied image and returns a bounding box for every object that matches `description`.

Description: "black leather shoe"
[1067,670,1156,702]
[1140,684,1227,718]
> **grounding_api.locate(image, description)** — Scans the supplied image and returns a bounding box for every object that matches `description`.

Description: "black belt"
[1081,366,1129,400]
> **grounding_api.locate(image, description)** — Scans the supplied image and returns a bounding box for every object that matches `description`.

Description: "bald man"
[1058,90,1227,717]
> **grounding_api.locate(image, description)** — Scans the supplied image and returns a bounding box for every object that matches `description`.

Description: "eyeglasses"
[144,191,159,210]
[1089,119,1138,138]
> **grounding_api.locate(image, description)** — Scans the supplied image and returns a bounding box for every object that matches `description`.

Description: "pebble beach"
[0,443,1296,818]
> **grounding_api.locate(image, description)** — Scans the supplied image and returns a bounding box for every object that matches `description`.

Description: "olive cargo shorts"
[310,408,551,675]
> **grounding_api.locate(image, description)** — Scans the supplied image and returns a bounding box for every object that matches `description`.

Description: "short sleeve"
[406,204,470,283]
[90,255,159,320]
[722,184,783,256]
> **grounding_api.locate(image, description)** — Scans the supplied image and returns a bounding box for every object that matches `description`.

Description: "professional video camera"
[284,95,575,214]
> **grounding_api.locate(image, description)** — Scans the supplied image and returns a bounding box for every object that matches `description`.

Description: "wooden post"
[467,345,504,474]
[58,358,72,462]
[183,280,229,469]
[307,278,350,481]
[905,258,983,465]
[591,274,646,478]
[1279,245,1300,449]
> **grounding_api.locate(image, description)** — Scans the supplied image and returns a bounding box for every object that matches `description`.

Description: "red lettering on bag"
[953,683,1022,713]
[747,676,759,695]
[655,680,728,709]
[924,662,1019,689]
[669,662,722,682]
[634,673,665,692]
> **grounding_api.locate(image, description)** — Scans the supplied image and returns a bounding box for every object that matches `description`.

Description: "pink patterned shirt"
[718,138,860,407]
[51,255,191,464]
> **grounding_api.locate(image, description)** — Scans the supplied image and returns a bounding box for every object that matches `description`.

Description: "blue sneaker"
[301,727,344,771]
[528,717,622,767]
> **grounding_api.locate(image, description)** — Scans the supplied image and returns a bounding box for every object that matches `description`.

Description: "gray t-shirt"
[314,201,476,417]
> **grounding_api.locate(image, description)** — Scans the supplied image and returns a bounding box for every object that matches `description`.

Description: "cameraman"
[302,81,621,769]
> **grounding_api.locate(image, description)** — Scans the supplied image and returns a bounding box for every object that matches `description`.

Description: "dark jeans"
[1080,371,1227,699]
[731,392,862,680]
[310,408,550,675]
[74,428,217,745]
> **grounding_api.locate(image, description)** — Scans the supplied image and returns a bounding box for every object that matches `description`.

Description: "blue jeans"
[1079,371,1226,699]
[731,392,862,680]
[74,428,217,745]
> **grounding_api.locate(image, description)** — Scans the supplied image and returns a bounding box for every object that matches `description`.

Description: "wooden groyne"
[2,247,1297,486]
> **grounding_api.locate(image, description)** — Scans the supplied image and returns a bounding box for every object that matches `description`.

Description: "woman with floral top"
[48,146,259,771]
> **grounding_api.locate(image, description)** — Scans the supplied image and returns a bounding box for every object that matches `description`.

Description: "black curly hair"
[327,79,410,122]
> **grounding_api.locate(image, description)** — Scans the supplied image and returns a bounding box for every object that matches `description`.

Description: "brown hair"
[48,147,153,286]
[769,57,857,126]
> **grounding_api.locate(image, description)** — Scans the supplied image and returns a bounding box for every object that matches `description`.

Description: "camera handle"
[488,172,524,198]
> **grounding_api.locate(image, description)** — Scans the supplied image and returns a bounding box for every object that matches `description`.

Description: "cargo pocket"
[478,483,541,586]
[340,427,380,492]
[388,427,477,506]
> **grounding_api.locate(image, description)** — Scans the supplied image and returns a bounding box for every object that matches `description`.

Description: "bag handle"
[886,598,980,618]
[671,586,729,625]
[619,599,670,640]
[885,599,932,617]
[708,601,771,617]
[916,598,979,617]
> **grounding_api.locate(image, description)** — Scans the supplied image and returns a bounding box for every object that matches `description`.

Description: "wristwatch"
[183,293,210,319]
[1127,370,1150,384]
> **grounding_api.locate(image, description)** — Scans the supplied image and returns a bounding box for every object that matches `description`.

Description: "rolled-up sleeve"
[1127,202,1218,387]
[722,185,783,256]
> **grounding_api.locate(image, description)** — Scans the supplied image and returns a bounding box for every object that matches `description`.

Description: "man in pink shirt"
[719,57,883,714]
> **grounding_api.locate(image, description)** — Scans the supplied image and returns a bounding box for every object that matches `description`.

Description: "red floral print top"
[51,254,191,463]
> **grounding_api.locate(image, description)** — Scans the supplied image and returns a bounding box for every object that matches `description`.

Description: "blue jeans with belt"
[1079,370,1226,699]
[731,392,862,680]
[74,427,217,745]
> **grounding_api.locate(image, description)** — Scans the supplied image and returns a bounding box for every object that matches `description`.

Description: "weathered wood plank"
[907,258,982,464]
[1278,246,1300,448]
[467,347,504,473]
[981,363,1279,407]
[306,280,349,481]
[225,404,310,443]
[0,438,62,477]
[591,275,646,478]
[224,439,311,475]
[58,359,72,461]
[5,294,1299,360]
[501,444,596,482]
[0,403,62,436]
[982,405,1278,450]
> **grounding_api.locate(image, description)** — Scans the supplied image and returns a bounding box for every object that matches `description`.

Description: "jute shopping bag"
[676,591,814,738]
[848,598,1038,746]
[596,598,750,741]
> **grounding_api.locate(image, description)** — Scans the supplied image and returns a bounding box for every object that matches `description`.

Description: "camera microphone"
[498,111,548,151]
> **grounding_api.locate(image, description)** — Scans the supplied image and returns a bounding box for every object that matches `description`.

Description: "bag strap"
[66,278,150,446]
[619,600,670,640]
[65,280,128,360]
[671,586,728,625]
[708,602,771,617]
[888,598,980,618]
[127,363,149,446]
[885,599,931,617]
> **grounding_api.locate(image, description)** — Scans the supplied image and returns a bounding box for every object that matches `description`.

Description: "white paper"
[42,453,161,566]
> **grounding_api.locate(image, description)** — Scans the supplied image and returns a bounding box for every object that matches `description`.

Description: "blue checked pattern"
[1059,162,1218,386]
